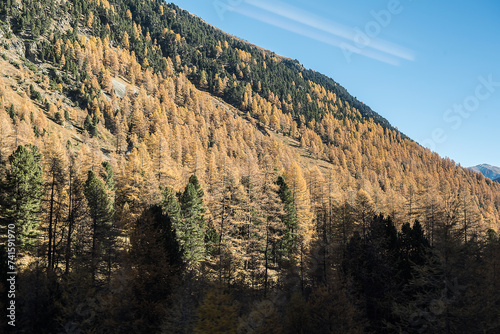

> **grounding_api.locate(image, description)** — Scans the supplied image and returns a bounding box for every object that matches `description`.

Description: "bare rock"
[10,38,25,57]
[25,41,38,61]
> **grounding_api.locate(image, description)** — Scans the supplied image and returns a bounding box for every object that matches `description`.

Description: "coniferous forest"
[0,0,499,333]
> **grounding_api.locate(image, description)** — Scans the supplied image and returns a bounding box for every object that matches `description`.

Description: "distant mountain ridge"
[469,164,500,181]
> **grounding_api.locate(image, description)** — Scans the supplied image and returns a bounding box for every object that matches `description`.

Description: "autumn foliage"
[0,0,499,333]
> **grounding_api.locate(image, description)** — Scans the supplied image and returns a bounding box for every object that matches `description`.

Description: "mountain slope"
[16,0,400,134]
[161,3,404,135]
[2,1,500,333]
[0,0,498,227]
[469,164,500,181]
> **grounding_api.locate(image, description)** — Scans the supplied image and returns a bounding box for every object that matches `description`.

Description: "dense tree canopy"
[0,0,499,332]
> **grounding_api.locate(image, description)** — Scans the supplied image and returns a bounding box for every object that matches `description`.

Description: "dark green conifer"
[0,145,43,252]
[179,175,206,265]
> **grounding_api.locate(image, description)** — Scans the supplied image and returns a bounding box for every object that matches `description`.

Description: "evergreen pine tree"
[161,186,181,227]
[84,170,114,283]
[101,161,116,192]
[179,175,206,265]
[125,205,183,333]
[0,145,43,252]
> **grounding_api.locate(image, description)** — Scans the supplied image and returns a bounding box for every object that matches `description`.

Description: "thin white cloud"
[243,0,415,62]
[229,5,401,65]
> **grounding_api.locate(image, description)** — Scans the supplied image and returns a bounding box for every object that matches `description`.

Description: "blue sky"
[170,0,500,167]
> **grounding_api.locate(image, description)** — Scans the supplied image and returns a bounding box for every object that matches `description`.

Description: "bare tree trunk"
[65,167,74,275]
[264,219,269,297]
[47,173,55,270]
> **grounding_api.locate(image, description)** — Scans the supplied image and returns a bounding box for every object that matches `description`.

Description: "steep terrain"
[1,0,500,333]
[0,0,497,229]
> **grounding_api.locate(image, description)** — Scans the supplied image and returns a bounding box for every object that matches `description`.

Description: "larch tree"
[285,162,313,246]
[354,188,375,239]
[64,149,87,275]
[258,157,285,295]
[307,166,338,284]
[458,191,480,243]
[43,136,68,270]
[209,157,247,284]
[335,194,356,248]
[199,70,208,89]
[130,107,148,142]
[284,162,313,286]
[122,31,130,50]
[116,146,155,220]
[239,154,261,280]
[194,288,239,334]
[114,112,128,154]
[84,170,114,283]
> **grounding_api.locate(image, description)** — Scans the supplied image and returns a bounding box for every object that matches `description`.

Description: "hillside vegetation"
[0,0,499,333]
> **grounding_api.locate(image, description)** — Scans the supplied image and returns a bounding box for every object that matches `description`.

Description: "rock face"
[10,37,25,57]
[25,41,38,61]
[3,34,39,62]
[112,78,127,99]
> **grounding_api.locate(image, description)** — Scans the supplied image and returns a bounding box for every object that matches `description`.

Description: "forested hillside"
[0,0,500,333]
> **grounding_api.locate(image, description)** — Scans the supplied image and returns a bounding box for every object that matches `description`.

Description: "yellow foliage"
[194,289,239,334]
[87,12,94,28]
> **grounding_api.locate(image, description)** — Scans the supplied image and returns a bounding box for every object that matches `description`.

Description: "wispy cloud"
[228,0,415,65]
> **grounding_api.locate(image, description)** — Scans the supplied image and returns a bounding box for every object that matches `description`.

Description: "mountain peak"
[469,164,500,181]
